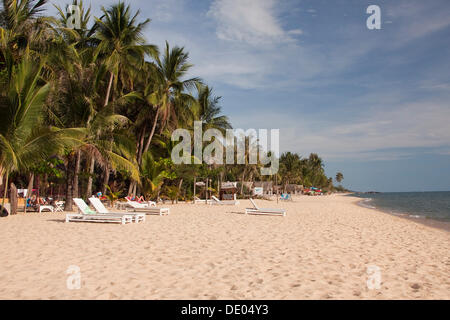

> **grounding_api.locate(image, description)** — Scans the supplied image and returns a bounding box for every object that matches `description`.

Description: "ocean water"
[352,192,450,223]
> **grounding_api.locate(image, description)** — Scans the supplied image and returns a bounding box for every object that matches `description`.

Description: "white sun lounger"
[125,198,157,208]
[39,205,54,213]
[211,196,240,206]
[245,198,286,217]
[194,196,213,205]
[67,198,135,224]
[88,198,146,223]
[125,199,170,216]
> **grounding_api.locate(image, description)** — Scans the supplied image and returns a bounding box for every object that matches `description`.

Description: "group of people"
[126,194,145,203]
[26,195,52,211]
[92,192,146,203]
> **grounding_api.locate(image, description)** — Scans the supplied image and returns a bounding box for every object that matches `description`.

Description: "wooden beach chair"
[125,199,170,216]
[245,198,286,217]
[88,198,146,223]
[211,196,240,206]
[67,198,135,224]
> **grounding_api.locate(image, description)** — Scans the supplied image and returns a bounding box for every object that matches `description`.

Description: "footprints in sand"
[0,199,449,299]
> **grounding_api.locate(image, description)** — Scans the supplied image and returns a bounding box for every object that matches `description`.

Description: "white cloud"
[287,29,303,35]
[231,99,450,161]
[385,1,450,45]
[207,0,301,45]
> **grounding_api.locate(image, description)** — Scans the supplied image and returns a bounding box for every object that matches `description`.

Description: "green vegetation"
[0,1,345,214]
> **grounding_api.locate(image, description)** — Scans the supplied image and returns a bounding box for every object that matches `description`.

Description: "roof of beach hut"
[221,182,238,190]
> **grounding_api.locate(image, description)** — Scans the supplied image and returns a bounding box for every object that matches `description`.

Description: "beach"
[0,194,448,300]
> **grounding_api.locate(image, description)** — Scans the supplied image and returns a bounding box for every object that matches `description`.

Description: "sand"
[0,194,448,300]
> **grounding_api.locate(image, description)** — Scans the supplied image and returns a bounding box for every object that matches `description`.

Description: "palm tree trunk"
[128,181,134,196]
[9,182,17,215]
[65,156,74,211]
[177,179,183,204]
[240,170,245,195]
[86,157,95,198]
[193,176,196,201]
[2,171,9,214]
[102,167,110,195]
[129,126,146,197]
[73,150,81,198]
[36,174,41,201]
[104,72,114,107]
[137,125,146,165]
[143,108,160,155]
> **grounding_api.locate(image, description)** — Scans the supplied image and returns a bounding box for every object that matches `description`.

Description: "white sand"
[0,194,448,300]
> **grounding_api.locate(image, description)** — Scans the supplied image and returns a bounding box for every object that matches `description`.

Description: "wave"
[358,198,376,209]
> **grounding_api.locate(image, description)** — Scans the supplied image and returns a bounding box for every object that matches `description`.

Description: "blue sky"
[47,0,450,192]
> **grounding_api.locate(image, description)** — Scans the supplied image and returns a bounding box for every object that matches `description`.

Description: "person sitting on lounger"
[27,196,38,211]
[128,194,145,203]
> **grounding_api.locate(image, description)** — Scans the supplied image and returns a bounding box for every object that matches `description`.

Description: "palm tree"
[45,33,139,206]
[139,151,175,200]
[126,43,200,195]
[45,31,102,208]
[189,84,232,132]
[90,2,157,196]
[336,172,344,184]
[0,56,84,214]
[53,0,98,50]
[142,41,200,155]
[94,2,157,107]
[0,0,53,59]
[308,153,324,173]
[279,152,302,188]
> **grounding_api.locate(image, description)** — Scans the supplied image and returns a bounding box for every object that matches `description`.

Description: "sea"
[352,192,450,229]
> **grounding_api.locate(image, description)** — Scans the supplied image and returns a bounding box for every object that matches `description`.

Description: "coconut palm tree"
[94,2,157,107]
[1,0,53,60]
[189,84,232,132]
[53,0,98,50]
[88,2,158,196]
[0,56,84,214]
[139,151,175,201]
[45,32,139,206]
[279,152,302,189]
[125,43,199,195]
[142,41,201,155]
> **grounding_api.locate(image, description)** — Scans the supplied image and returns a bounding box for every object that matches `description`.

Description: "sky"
[47,0,450,192]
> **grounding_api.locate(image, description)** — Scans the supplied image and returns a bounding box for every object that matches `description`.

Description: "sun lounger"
[125,199,170,216]
[194,196,213,205]
[39,205,54,213]
[65,212,133,224]
[245,198,286,217]
[88,198,145,223]
[211,196,240,206]
[125,198,157,208]
[67,198,134,224]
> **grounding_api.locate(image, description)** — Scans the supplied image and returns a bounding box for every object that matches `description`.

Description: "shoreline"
[353,196,450,233]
